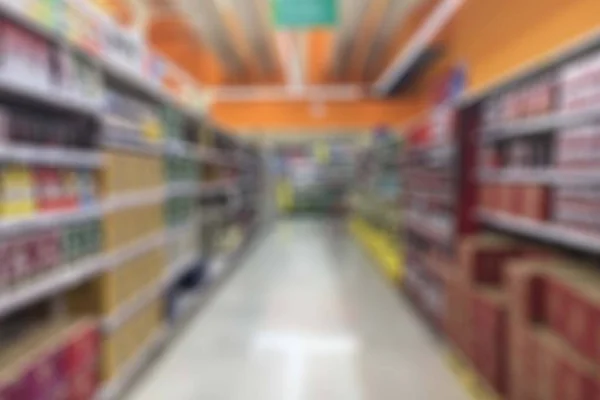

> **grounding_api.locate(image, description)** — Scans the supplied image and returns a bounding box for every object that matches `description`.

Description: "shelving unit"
[398,32,600,400]
[0,2,265,399]
[348,132,404,282]
[401,104,477,331]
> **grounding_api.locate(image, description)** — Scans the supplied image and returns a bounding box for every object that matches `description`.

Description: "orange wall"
[211,98,425,132]
[447,0,600,94]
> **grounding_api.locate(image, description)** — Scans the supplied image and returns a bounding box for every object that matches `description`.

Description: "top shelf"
[0,2,204,120]
[481,107,600,143]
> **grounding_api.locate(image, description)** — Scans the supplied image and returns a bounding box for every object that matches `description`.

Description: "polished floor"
[127,219,468,400]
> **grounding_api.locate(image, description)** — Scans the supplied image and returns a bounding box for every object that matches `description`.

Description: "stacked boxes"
[451,234,554,397]
[506,260,600,400]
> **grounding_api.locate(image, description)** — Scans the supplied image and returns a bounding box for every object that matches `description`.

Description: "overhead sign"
[272,0,337,28]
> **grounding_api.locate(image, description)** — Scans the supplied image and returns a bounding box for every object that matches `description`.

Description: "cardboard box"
[459,234,550,288]
[471,288,508,395]
[506,260,549,325]
[546,263,600,364]
[510,327,540,400]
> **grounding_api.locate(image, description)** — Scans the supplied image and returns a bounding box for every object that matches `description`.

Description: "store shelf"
[480,168,600,186]
[103,187,167,213]
[481,107,600,142]
[0,3,61,45]
[102,139,166,157]
[405,211,454,243]
[0,231,166,319]
[0,145,102,168]
[97,326,168,400]
[478,169,553,184]
[106,232,166,269]
[0,253,108,319]
[0,75,100,117]
[479,209,600,254]
[0,205,103,237]
[102,281,164,334]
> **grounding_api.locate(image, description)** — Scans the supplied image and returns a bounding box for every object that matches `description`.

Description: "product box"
[11,238,33,287]
[35,167,68,212]
[460,234,529,287]
[510,327,540,400]
[445,276,473,360]
[65,321,100,373]
[505,260,549,326]
[535,326,598,400]
[471,288,508,395]
[0,165,35,217]
[545,264,600,363]
[522,185,550,221]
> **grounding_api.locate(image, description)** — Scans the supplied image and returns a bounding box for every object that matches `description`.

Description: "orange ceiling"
[90,0,440,88]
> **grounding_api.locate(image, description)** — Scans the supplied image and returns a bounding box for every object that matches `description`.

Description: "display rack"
[403,34,600,400]
[348,131,404,281]
[0,3,265,399]
[402,104,473,331]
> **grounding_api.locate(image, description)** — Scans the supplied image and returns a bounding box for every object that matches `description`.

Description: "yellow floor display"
[349,216,404,282]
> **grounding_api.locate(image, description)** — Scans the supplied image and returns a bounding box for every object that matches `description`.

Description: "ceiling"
[92,0,427,91]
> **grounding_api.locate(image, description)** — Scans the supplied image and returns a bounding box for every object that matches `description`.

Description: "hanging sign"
[271,0,337,28]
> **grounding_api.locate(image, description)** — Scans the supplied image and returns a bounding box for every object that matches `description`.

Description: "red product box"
[10,238,32,287]
[69,368,98,400]
[471,289,508,395]
[536,330,560,400]
[35,168,72,212]
[506,261,548,325]
[498,185,512,213]
[510,328,540,400]
[547,276,572,339]
[25,233,43,277]
[65,322,100,373]
[0,379,23,399]
[36,230,61,275]
[564,291,596,361]
[522,186,550,221]
[510,185,524,216]
[553,356,598,400]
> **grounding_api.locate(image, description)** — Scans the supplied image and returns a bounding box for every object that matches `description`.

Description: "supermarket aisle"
[127,219,467,400]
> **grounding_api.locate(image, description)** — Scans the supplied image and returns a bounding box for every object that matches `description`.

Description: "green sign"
[272,0,337,28]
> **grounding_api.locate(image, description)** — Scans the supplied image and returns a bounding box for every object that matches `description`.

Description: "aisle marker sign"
[272,0,338,28]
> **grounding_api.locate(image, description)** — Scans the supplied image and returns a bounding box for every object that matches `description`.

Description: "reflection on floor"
[127,219,468,400]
